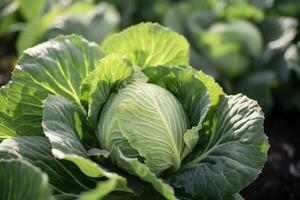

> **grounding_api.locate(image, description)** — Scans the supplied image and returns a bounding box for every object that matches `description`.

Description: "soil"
[241,105,300,200]
[0,33,17,86]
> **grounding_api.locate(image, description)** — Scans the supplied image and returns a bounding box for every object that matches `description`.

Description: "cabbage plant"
[0,23,269,200]
[164,0,299,112]
[283,41,300,110]
[0,0,120,54]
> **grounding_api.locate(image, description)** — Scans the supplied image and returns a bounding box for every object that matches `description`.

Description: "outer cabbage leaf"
[0,159,53,200]
[102,22,189,68]
[168,94,269,199]
[8,35,104,135]
[0,136,96,196]
[193,70,224,116]
[43,95,111,178]
[0,88,16,140]
[111,147,177,200]
[98,83,189,174]
[81,54,134,129]
[42,94,132,196]
[170,65,225,118]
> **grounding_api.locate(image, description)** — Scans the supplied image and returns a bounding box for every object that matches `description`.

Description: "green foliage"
[0,0,120,54]
[0,23,268,199]
[17,1,120,54]
[164,0,299,112]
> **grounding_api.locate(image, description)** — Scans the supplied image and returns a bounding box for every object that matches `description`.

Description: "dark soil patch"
[241,105,300,200]
[0,33,17,86]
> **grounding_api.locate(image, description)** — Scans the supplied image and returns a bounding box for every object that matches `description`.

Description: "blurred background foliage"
[0,0,300,199]
[163,0,300,112]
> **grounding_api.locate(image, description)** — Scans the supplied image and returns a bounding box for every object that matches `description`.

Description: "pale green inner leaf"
[102,22,189,68]
[143,66,211,158]
[98,82,189,174]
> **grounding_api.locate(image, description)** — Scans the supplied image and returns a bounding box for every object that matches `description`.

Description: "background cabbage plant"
[164,0,299,112]
[0,0,120,54]
[0,0,120,87]
[0,23,269,200]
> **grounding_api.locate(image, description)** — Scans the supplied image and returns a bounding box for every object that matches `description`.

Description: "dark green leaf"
[42,95,132,196]
[0,159,53,200]
[169,94,269,199]
[0,136,96,195]
[43,95,110,178]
